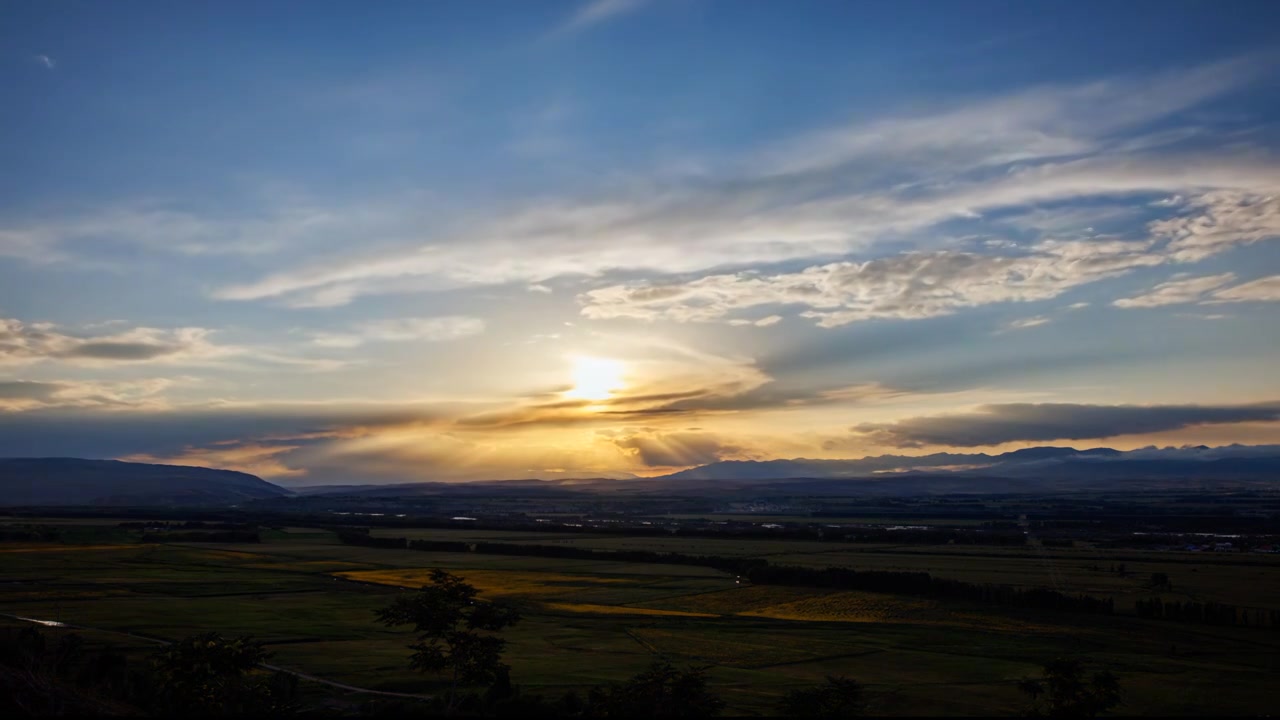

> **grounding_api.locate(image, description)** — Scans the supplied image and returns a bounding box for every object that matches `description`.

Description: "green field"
[2,521,1278,715]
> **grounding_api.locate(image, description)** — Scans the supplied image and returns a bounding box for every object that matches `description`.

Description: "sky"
[3,0,1280,485]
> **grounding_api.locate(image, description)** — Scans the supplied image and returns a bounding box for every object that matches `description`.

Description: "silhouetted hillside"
[0,458,290,506]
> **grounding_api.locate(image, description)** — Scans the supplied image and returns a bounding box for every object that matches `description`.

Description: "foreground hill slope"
[0,458,290,506]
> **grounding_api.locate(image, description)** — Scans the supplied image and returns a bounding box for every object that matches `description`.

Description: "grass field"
[2,521,1278,715]
[363,526,1280,609]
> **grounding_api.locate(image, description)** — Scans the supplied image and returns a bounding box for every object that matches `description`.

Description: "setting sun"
[564,356,626,402]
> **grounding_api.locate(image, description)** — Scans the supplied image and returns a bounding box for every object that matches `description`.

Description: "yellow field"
[636,585,819,615]
[740,590,935,623]
[183,549,271,561]
[245,560,367,571]
[544,602,717,618]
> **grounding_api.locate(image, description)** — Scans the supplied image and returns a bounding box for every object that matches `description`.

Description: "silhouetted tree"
[1018,658,1121,718]
[376,568,521,711]
[148,632,296,717]
[585,661,725,718]
[778,675,865,717]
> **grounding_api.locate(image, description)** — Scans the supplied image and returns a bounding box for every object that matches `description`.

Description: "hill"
[0,458,291,506]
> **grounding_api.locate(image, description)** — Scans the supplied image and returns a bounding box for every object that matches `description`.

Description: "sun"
[563,356,626,402]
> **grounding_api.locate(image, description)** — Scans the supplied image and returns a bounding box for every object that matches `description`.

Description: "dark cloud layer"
[59,341,181,361]
[0,405,445,459]
[0,381,62,400]
[853,402,1280,448]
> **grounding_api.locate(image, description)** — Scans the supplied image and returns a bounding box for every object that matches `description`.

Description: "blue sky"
[2,0,1279,484]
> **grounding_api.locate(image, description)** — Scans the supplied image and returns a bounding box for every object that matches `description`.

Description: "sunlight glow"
[564,356,626,401]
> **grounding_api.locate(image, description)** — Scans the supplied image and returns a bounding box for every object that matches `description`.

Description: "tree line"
[1134,597,1280,630]
[140,530,261,544]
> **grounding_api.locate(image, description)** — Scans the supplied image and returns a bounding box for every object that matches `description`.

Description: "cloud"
[0,402,446,459]
[205,57,1280,309]
[0,378,176,412]
[580,239,1165,327]
[455,344,772,428]
[1004,316,1051,331]
[1113,272,1280,308]
[606,429,747,468]
[0,317,338,370]
[1113,273,1238,308]
[34,54,55,69]
[1208,274,1280,303]
[309,316,485,348]
[557,0,647,34]
[728,315,782,327]
[1152,192,1280,263]
[0,319,233,367]
[119,442,309,479]
[0,196,420,265]
[850,402,1280,448]
[756,56,1263,177]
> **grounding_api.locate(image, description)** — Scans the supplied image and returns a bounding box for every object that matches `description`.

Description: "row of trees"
[1133,597,1280,629]
[0,527,60,542]
[745,565,1115,615]
[139,530,261,544]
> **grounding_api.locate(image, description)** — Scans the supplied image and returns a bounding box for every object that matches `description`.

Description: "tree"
[586,661,726,718]
[376,568,521,710]
[148,632,297,717]
[778,675,865,717]
[1018,658,1121,718]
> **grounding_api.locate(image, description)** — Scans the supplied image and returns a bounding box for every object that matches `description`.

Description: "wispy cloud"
[33,54,55,69]
[1113,273,1238,308]
[0,378,175,412]
[556,0,647,35]
[0,317,339,370]
[205,57,1279,310]
[1209,274,1280,303]
[309,316,485,348]
[1004,316,1051,331]
[1114,272,1280,308]
[1151,192,1280,262]
[579,239,1165,327]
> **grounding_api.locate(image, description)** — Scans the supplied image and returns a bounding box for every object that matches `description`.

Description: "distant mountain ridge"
[290,444,1280,499]
[5,445,1276,506]
[656,444,1280,482]
[0,458,290,506]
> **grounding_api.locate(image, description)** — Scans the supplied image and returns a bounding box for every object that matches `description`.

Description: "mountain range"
[2,444,1278,506]
[656,444,1280,482]
[0,458,290,506]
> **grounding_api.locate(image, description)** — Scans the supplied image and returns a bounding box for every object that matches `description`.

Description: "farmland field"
[2,519,1278,715]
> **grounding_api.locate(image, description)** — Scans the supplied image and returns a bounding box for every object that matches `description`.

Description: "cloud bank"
[851,402,1280,448]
